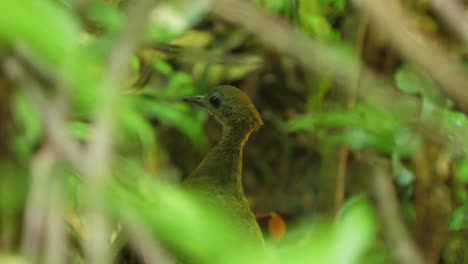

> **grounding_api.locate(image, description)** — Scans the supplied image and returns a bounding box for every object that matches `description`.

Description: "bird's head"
[184,85,263,132]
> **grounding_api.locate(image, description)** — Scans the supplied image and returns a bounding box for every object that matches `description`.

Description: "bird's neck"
[210,125,252,187]
[188,125,253,194]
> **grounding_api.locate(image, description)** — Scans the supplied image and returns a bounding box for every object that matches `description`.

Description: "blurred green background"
[1,0,467,263]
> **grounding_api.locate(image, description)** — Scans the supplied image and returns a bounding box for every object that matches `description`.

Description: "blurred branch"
[44,176,67,264]
[336,16,369,213]
[211,0,468,155]
[82,0,156,263]
[360,0,468,113]
[211,0,468,114]
[3,47,81,264]
[5,0,157,262]
[212,0,359,87]
[20,145,57,262]
[431,0,468,46]
[210,0,423,129]
[123,216,177,264]
[2,54,83,169]
[368,154,426,264]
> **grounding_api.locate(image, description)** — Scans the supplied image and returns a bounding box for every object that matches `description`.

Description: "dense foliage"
[0,0,467,263]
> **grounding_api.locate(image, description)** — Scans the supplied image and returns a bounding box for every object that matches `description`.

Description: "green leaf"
[320,0,346,10]
[455,159,468,184]
[302,15,338,40]
[69,121,90,141]
[440,110,468,129]
[395,65,442,108]
[448,206,468,231]
[11,92,42,159]
[147,0,211,42]
[335,195,376,263]
[263,0,294,15]
[136,97,207,149]
[288,102,420,155]
[165,72,193,96]
[0,0,79,67]
[154,60,174,76]
[88,0,123,33]
[392,153,414,186]
[395,65,426,94]
[119,101,157,151]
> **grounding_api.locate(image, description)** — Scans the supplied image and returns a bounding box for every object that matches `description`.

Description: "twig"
[123,216,177,264]
[360,0,468,113]
[335,16,369,213]
[413,145,451,264]
[368,154,426,264]
[20,145,57,262]
[210,0,468,156]
[82,0,156,263]
[3,51,78,264]
[212,0,360,87]
[44,175,67,264]
[2,55,83,169]
[211,0,415,108]
[430,0,468,47]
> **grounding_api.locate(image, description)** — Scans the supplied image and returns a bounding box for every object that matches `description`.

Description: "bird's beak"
[183,95,205,107]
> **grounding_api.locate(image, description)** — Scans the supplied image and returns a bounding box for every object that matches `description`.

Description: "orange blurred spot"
[268,212,286,241]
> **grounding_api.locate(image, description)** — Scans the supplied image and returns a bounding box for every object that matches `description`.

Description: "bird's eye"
[209,96,221,108]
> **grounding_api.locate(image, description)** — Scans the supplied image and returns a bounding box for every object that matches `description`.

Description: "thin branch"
[431,0,468,47]
[123,216,177,264]
[3,50,78,264]
[368,154,426,264]
[213,0,468,113]
[44,176,67,264]
[20,145,57,262]
[210,0,428,139]
[82,0,156,263]
[2,54,83,169]
[210,0,468,155]
[212,0,359,87]
[335,16,369,213]
[360,0,468,113]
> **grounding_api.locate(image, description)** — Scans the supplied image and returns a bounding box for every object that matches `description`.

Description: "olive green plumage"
[183,85,264,248]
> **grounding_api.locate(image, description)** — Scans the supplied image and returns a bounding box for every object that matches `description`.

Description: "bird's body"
[183,85,264,248]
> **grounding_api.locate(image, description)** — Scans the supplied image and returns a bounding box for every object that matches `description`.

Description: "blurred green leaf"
[69,121,90,141]
[392,153,414,186]
[320,0,346,10]
[335,195,376,263]
[449,206,468,231]
[301,15,339,40]
[440,110,468,129]
[260,0,295,16]
[108,177,262,264]
[119,99,157,152]
[136,96,207,149]
[395,64,448,113]
[297,0,340,40]
[154,60,174,75]
[454,185,468,203]
[279,194,376,264]
[455,159,468,184]
[11,92,42,159]
[107,173,377,264]
[88,0,123,33]
[0,0,79,67]
[288,102,420,155]
[147,0,211,42]
[395,65,430,95]
[12,92,42,147]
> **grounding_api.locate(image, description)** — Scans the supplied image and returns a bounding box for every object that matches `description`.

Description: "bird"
[183,85,264,249]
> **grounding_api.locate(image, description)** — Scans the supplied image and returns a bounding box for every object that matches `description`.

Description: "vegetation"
[0,0,467,263]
